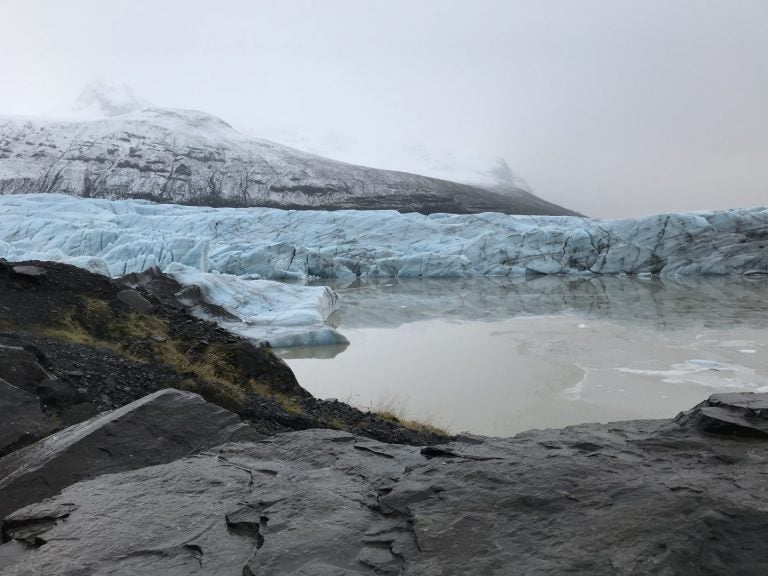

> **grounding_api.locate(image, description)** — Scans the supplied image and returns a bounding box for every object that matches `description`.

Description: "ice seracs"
[1,195,765,279]
[0,194,765,345]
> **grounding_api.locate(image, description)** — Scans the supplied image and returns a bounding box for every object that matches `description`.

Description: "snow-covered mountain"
[0,91,578,215]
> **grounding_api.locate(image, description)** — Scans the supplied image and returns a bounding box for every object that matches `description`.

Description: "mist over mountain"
[0,83,579,215]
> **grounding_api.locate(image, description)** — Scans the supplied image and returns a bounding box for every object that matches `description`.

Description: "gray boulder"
[0,378,57,457]
[115,289,154,313]
[0,388,254,520]
[0,346,50,394]
[1,430,422,575]
[675,392,768,437]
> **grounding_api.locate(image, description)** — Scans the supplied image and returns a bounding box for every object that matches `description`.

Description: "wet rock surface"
[1,392,767,575]
[676,392,768,438]
[0,389,255,521]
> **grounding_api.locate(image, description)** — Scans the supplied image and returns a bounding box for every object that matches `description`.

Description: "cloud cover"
[0,0,766,217]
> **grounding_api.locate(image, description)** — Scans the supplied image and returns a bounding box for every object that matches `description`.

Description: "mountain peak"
[484,158,533,193]
[74,80,150,117]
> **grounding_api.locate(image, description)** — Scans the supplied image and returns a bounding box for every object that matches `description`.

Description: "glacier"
[0,195,765,279]
[0,194,766,345]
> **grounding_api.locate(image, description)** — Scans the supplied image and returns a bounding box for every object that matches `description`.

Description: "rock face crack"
[183,543,204,568]
[420,446,502,461]
[353,445,396,459]
[225,506,267,550]
[2,503,77,546]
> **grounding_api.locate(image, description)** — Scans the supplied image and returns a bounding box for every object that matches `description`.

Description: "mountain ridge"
[0,106,580,215]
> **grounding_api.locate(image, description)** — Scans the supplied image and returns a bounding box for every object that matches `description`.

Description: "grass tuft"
[38,297,248,408]
[249,379,303,415]
[369,395,450,436]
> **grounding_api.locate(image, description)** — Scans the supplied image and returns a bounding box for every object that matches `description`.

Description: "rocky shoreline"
[2,259,768,574]
[0,259,447,447]
[2,387,767,574]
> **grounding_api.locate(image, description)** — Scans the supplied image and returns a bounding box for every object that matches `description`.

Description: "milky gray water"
[277,276,768,436]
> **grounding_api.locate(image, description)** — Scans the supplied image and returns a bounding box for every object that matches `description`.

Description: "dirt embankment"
[0,259,449,450]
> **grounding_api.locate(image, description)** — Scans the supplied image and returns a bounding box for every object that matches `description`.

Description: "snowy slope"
[0,109,578,215]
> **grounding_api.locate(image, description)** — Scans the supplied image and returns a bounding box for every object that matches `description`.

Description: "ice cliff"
[0,195,764,279]
[1,195,764,345]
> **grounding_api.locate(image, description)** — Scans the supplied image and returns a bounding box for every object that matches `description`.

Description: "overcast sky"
[1,0,765,217]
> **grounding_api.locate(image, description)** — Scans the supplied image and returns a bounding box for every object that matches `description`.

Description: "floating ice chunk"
[687,359,722,368]
[563,371,587,400]
[266,328,350,348]
[617,360,768,391]
[167,264,337,324]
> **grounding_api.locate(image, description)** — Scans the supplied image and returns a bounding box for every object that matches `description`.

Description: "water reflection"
[279,276,768,436]
[314,275,768,330]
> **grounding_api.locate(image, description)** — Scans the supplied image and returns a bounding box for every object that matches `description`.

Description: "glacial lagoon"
[278,275,768,436]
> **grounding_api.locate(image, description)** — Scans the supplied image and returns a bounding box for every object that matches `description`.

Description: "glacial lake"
[276,276,768,436]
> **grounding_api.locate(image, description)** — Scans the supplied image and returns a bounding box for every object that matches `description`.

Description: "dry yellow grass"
[369,395,450,436]
[40,297,247,408]
[249,379,303,415]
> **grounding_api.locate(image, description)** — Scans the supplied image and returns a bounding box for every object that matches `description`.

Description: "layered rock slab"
[1,430,423,575]
[0,388,254,520]
[2,393,768,575]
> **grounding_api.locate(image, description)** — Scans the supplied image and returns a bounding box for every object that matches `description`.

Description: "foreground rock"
[0,389,255,521]
[2,392,768,575]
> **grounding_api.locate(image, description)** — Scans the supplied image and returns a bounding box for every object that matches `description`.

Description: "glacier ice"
[0,194,766,346]
[0,195,765,279]
[166,264,345,347]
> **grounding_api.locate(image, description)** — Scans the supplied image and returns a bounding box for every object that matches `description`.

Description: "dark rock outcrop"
[115,288,154,313]
[0,379,57,457]
[676,392,768,437]
[0,346,51,394]
[0,388,256,521]
[2,392,768,575]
